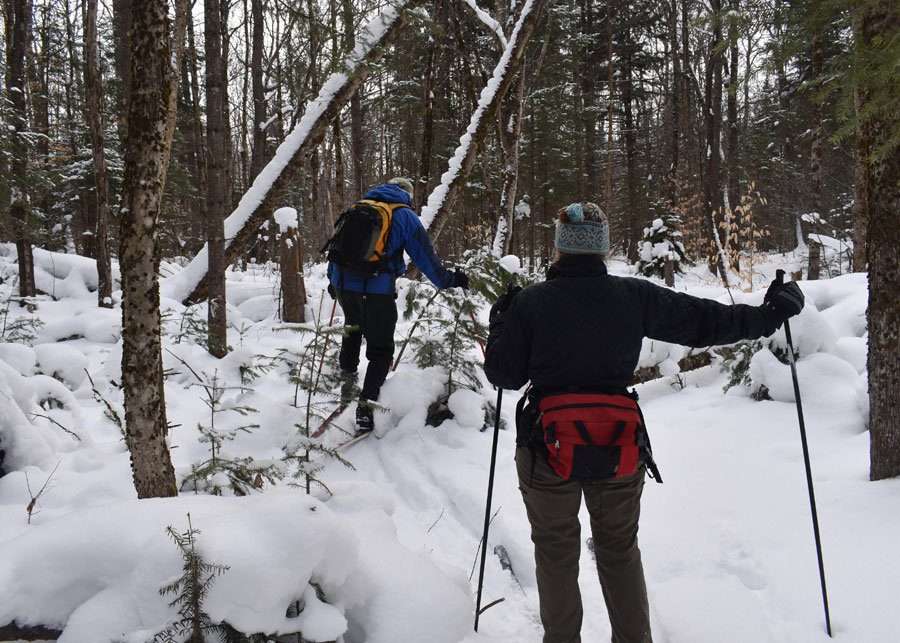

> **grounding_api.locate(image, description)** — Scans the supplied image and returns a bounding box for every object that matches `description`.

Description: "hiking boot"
[355,402,375,433]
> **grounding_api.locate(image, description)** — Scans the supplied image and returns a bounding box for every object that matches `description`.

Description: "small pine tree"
[153,514,230,643]
[636,213,689,279]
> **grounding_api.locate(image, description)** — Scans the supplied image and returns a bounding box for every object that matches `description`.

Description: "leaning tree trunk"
[84,0,113,308]
[119,0,179,499]
[204,0,229,358]
[6,0,36,298]
[862,3,900,481]
[420,0,550,238]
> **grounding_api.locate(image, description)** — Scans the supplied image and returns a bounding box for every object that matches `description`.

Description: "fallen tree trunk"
[419,0,550,240]
[166,1,418,305]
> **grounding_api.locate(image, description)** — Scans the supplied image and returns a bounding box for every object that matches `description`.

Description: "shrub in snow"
[153,515,232,643]
[272,300,356,495]
[635,212,688,279]
[167,359,280,497]
[0,296,43,345]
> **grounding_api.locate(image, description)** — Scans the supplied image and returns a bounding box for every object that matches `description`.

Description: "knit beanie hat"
[388,177,415,198]
[554,202,609,255]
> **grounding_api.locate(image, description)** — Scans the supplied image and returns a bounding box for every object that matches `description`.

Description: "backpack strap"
[356,199,404,267]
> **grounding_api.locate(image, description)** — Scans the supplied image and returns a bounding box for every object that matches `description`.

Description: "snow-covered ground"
[0,243,895,642]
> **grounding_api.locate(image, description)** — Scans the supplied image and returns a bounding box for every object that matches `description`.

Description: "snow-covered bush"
[636,213,688,278]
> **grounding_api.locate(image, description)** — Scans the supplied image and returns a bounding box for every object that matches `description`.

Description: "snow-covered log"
[420,0,548,239]
[166,1,417,305]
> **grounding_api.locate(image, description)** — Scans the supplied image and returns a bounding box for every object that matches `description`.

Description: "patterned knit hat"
[388,177,415,198]
[555,202,609,255]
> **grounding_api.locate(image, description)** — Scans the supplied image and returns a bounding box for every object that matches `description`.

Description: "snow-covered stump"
[278,217,306,323]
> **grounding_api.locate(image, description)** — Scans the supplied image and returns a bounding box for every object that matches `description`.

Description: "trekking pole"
[475,384,503,632]
[776,269,832,637]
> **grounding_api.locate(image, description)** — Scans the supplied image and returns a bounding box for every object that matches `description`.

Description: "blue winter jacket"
[327,184,455,294]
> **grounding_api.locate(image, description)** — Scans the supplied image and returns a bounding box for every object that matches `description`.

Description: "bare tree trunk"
[250,0,267,179]
[119,0,179,499]
[807,28,825,280]
[622,41,639,262]
[862,3,900,481]
[725,0,740,265]
[6,0,35,297]
[279,226,306,322]
[703,0,725,277]
[496,68,526,255]
[84,0,113,307]
[112,0,132,142]
[667,0,680,205]
[415,11,438,211]
[187,15,209,249]
[204,0,229,357]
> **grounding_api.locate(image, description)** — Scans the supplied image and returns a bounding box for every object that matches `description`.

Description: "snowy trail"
[322,359,897,642]
[2,248,896,642]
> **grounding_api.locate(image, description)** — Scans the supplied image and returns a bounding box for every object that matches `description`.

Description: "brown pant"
[516,447,651,643]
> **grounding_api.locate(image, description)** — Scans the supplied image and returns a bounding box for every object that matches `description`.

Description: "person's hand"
[763,277,804,321]
[489,285,522,323]
[452,270,470,290]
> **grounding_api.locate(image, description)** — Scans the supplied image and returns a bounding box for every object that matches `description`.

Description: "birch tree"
[119,0,181,498]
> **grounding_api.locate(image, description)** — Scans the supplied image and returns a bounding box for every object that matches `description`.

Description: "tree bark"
[6,0,35,297]
[622,40,639,262]
[703,0,725,276]
[119,0,179,498]
[279,226,306,322]
[250,0,268,180]
[861,3,900,481]
[725,0,740,263]
[112,0,133,143]
[83,0,113,308]
[205,0,229,357]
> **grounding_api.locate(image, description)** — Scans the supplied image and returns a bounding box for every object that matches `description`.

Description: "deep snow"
[0,243,896,643]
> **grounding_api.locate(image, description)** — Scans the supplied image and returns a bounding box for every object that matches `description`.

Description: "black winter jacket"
[484,256,779,392]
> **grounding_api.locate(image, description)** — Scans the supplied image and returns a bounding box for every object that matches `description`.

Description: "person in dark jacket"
[484,202,804,643]
[328,178,468,430]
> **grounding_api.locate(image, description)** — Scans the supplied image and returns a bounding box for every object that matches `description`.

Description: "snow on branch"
[462,0,508,48]
[164,1,415,304]
[419,0,546,237]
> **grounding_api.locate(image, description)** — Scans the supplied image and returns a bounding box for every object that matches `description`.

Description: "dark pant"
[336,289,397,401]
[516,447,651,643]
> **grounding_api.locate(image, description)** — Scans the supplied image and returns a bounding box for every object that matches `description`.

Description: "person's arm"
[484,294,530,390]
[397,209,457,289]
[639,280,782,347]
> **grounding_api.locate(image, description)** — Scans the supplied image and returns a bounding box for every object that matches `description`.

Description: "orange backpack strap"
[357,199,403,263]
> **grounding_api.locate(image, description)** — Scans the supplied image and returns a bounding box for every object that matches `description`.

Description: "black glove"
[763,277,804,323]
[451,270,470,290]
[489,285,522,323]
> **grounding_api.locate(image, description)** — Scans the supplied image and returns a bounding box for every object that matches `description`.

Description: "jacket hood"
[364,183,414,208]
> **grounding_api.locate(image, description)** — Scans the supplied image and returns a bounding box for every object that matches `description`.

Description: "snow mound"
[34,343,88,389]
[448,388,485,429]
[0,343,37,375]
[0,492,470,643]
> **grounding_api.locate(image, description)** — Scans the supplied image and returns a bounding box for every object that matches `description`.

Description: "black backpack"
[322,199,402,276]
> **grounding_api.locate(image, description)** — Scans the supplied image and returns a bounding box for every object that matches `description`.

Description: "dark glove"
[763,277,804,323]
[489,285,522,323]
[451,270,470,290]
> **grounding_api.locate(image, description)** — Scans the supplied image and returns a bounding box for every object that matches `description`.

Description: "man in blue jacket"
[328,177,468,430]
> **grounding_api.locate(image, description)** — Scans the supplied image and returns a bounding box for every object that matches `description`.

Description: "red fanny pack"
[538,392,644,481]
